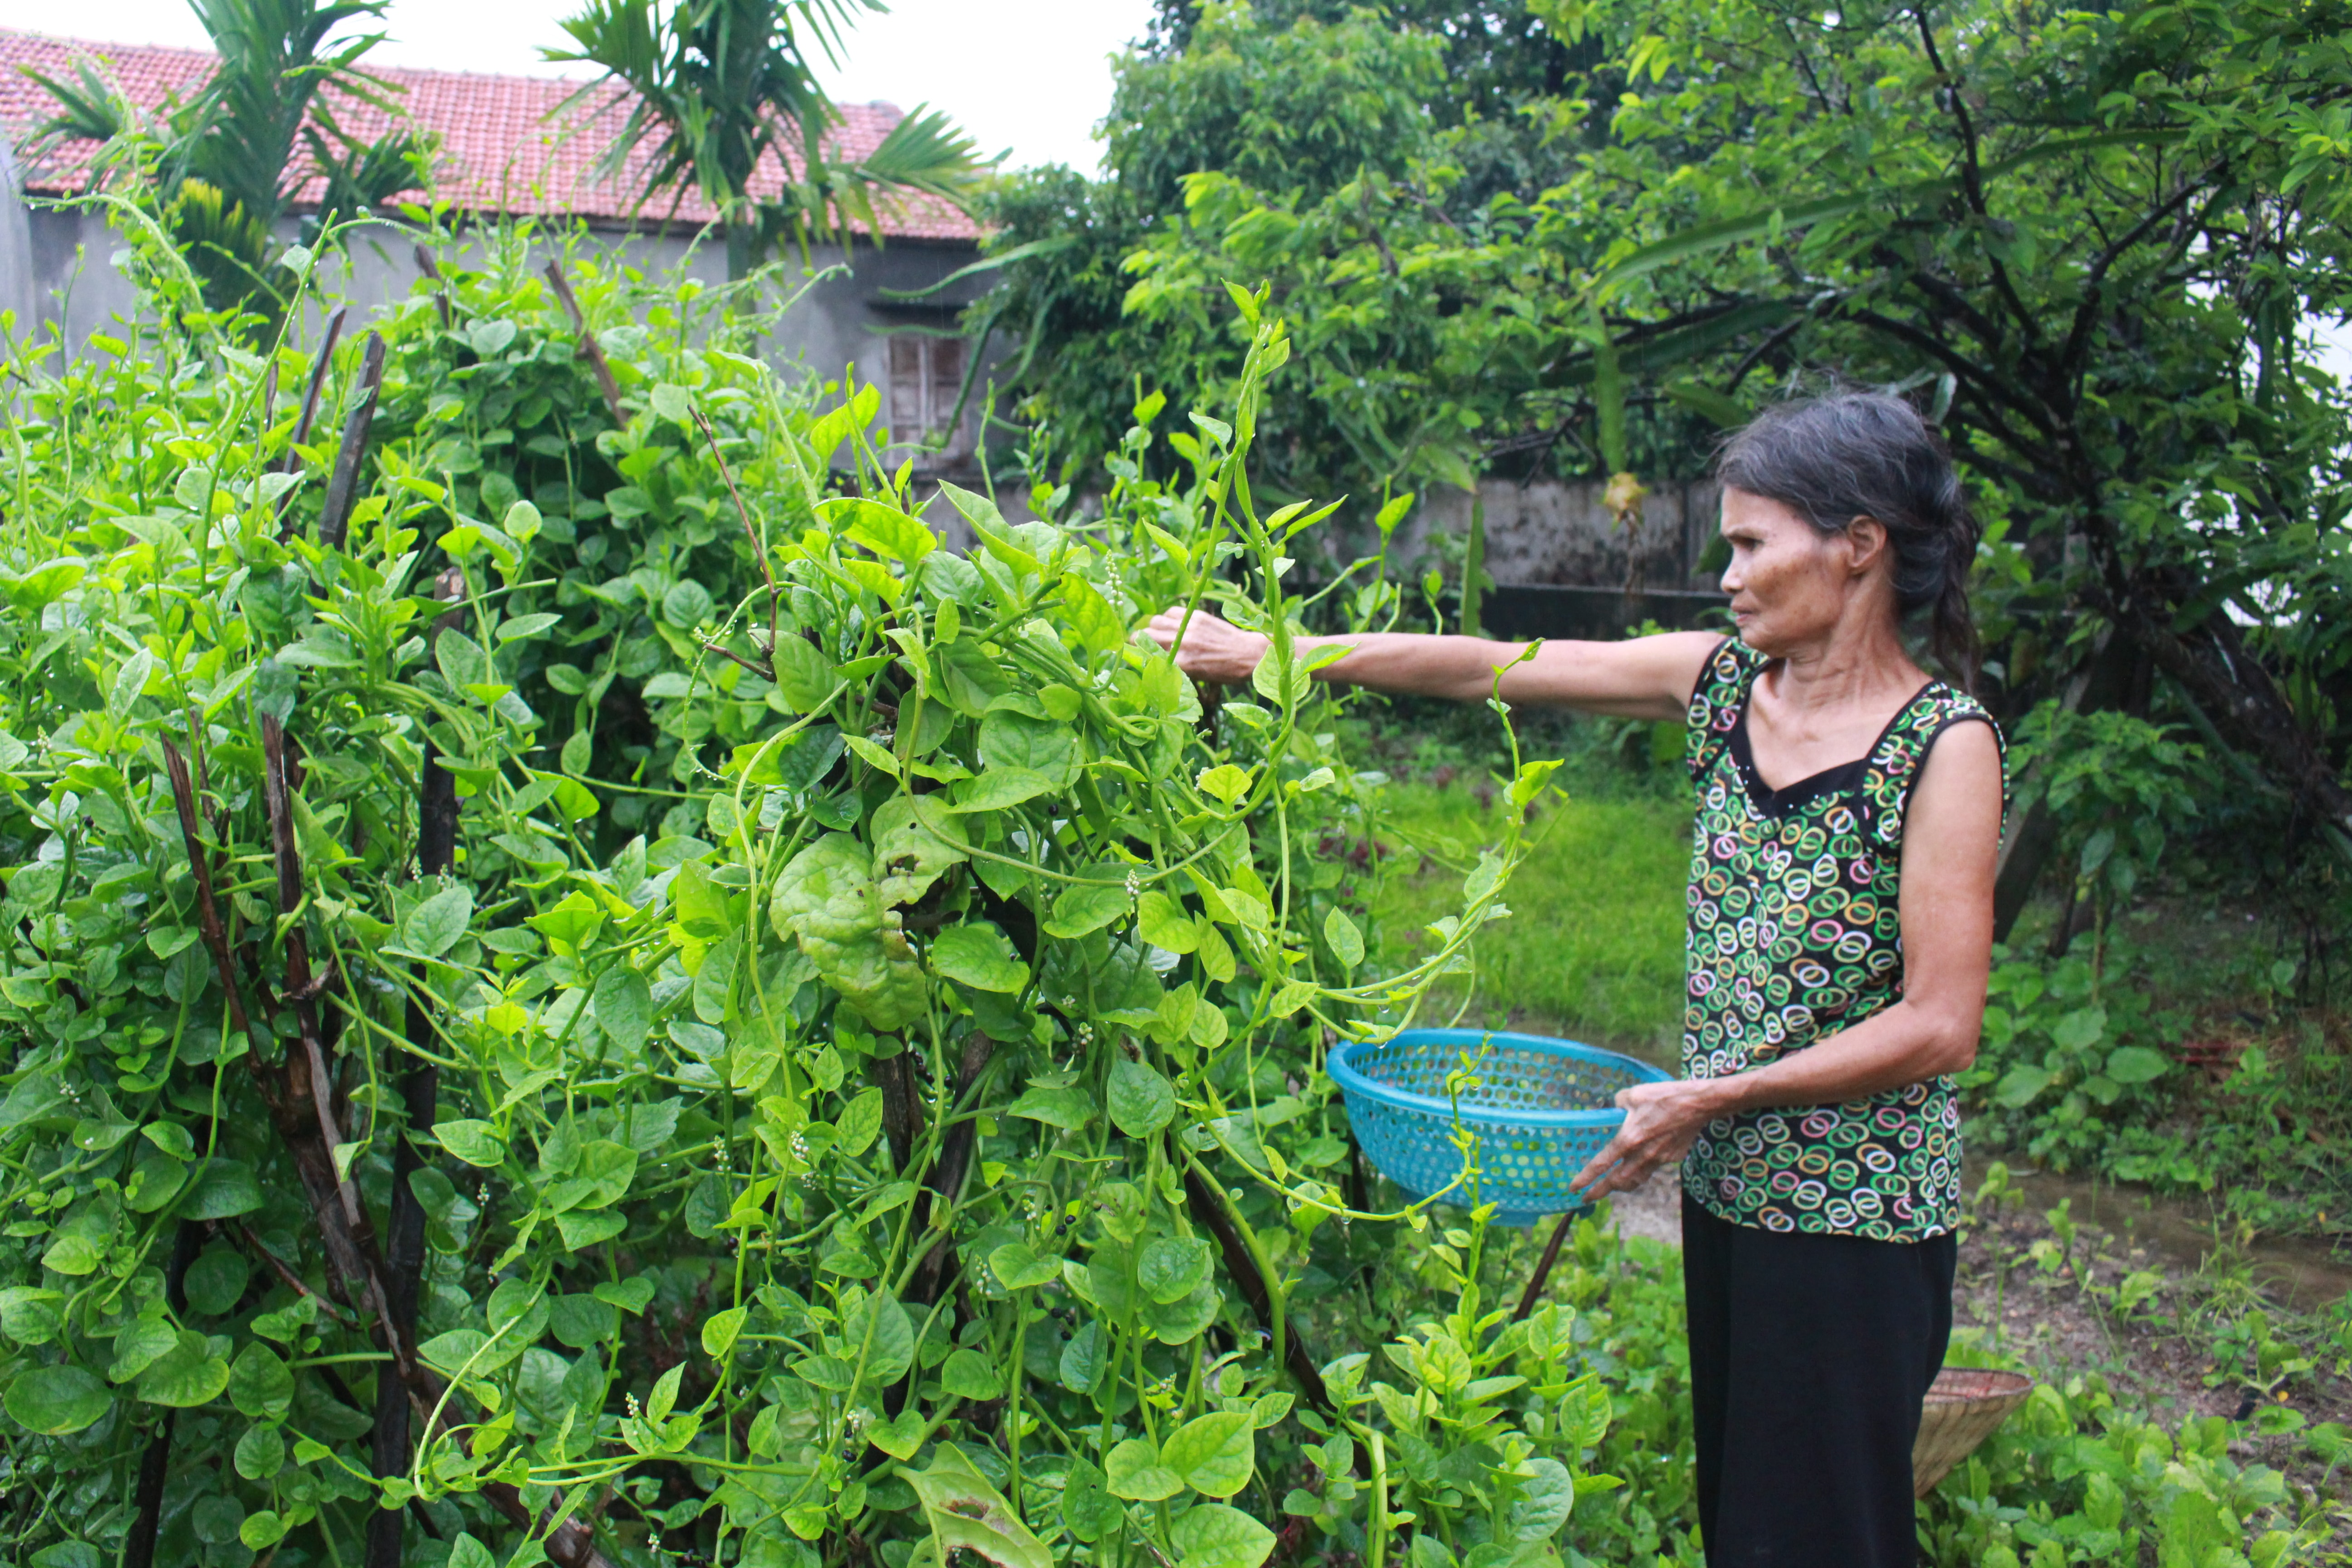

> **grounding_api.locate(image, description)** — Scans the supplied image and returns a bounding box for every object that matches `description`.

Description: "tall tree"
[974,7,1483,503]
[1146,0,1576,124]
[983,0,2352,893]
[1544,0,2352,858]
[27,0,428,322]
[547,0,987,279]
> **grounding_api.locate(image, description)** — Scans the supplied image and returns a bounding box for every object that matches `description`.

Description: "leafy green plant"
[0,205,1624,1568]
[2005,705,2204,972]
[1966,949,2176,1172]
[1916,1374,2320,1568]
[1962,927,2350,1235]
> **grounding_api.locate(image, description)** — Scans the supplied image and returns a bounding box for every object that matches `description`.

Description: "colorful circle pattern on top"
[1678,639,2004,1242]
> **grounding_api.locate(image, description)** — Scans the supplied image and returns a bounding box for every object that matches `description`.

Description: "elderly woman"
[1150,392,2004,1568]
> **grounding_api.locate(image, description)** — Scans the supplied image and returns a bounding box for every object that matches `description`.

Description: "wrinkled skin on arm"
[1147,607,1719,719]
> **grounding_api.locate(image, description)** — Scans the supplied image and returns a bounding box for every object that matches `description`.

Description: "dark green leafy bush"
[0,217,1622,1568]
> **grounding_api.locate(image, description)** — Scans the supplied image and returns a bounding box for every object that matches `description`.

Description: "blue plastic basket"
[1328,1029,1675,1227]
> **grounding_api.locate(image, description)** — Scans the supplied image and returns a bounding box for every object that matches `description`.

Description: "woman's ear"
[1842,515,1891,578]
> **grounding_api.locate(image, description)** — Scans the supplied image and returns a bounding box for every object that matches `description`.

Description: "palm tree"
[26,0,429,324]
[546,0,988,279]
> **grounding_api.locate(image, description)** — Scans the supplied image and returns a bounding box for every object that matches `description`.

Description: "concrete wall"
[1326,476,1728,635]
[323,217,1006,411]
[20,206,142,353]
[0,144,33,343]
[1398,477,1720,593]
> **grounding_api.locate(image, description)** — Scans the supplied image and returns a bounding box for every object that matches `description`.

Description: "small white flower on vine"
[1124,869,1141,900]
[625,1392,642,1419]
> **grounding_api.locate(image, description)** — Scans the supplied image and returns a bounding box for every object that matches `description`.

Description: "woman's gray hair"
[1713,392,1982,689]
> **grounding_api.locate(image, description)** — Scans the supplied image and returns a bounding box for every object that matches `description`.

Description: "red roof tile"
[0,27,978,242]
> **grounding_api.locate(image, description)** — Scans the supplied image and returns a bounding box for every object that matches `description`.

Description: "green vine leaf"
[433,1121,506,1168]
[6,1366,109,1434]
[1106,1436,1183,1501]
[929,923,1029,993]
[1161,1409,1256,1498]
[1324,907,1364,970]
[1170,1503,1276,1568]
[1107,1059,1176,1137]
[135,1330,232,1407]
[987,1242,1061,1291]
[904,1444,1052,1568]
[770,833,928,1031]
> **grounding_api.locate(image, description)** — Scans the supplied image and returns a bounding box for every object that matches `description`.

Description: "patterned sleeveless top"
[1679,639,2001,1242]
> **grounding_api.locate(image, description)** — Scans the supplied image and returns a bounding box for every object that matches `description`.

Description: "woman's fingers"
[1573,1080,1720,1200]
[1569,1129,1642,1196]
[1578,1157,1652,1200]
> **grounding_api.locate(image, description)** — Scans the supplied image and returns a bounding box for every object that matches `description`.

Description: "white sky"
[0,0,1157,172]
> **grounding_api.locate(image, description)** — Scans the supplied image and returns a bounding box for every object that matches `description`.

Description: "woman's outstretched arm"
[1147,607,1721,721]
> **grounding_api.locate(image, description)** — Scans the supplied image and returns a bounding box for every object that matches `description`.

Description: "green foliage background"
[974,0,2352,918]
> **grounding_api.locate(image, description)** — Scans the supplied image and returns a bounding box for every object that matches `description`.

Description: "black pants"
[1681,1193,1955,1568]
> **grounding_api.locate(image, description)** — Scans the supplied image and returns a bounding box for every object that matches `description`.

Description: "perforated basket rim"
[1328,1028,1674,1129]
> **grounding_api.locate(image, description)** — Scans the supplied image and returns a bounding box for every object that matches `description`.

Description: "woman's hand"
[1568,1078,1730,1201]
[1148,607,1270,685]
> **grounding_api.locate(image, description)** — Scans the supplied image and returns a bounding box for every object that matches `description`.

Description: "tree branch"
[2057,165,2222,384]
[1912,5,2039,342]
[544,260,628,428]
[692,406,779,661]
[317,331,386,552]
[1180,1161,1333,1415]
[367,735,461,1568]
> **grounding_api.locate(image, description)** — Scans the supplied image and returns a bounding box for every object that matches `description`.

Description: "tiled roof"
[0,27,978,242]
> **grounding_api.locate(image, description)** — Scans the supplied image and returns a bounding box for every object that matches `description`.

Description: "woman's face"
[1716,486,1886,654]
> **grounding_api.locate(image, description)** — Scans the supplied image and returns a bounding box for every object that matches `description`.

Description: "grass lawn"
[1367,781,1690,1063]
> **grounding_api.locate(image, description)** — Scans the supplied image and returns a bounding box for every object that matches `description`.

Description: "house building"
[0,26,1000,473]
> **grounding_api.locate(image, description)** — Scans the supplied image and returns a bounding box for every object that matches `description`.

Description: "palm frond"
[851,103,989,202]
[163,175,280,321]
[179,0,400,221]
[546,0,698,194]
[545,0,664,86]
[548,0,979,269]
[305,124,433,218]
[20,61,137,164]
[783,0,886,73]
